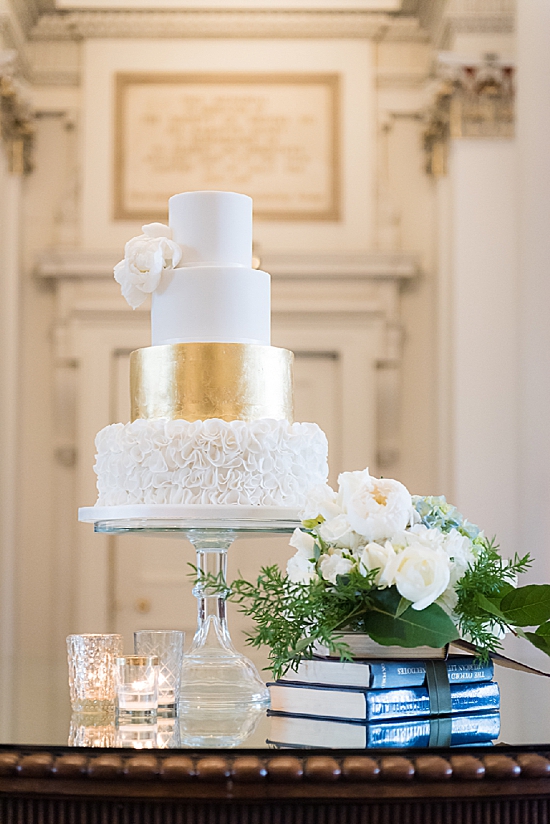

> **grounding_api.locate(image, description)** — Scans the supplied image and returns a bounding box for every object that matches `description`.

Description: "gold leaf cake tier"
[130,342,294,423]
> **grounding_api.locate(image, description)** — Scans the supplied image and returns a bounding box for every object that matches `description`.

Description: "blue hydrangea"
[412,495,480,540]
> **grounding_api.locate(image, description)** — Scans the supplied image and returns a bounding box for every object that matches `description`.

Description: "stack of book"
[267,637,500,749]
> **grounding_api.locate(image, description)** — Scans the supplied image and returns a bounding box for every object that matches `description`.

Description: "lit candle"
[115,656,159,719]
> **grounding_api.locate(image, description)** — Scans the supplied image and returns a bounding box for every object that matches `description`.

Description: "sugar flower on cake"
[114,223,182,309]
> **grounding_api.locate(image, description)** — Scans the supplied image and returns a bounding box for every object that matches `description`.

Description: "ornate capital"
[424,57,514,176]
[0,51,34,175]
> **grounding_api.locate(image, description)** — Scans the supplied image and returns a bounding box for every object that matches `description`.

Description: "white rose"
[318,551,354,585]
[289,528,316,559]
[359,541,398,587]
[318,514,361,550]
[300,484,343,522]
[287,553,317,584]
[114,223,182,309]
[394,543,451,611]
[338,469,414,541]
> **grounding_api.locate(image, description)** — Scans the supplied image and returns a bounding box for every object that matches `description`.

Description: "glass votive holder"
[134,630,184,713]
[68,712,116,748]
[156,713,181,749]
[67,633,123,713]
[115,655,159,720]
[115,719,158,749]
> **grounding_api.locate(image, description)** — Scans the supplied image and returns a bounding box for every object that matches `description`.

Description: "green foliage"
[226,564,381,679]
[499,585,550,626]
[453,539,550,659]
[361,589,459,648]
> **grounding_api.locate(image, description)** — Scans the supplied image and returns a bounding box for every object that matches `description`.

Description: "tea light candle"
[115,656,159,719]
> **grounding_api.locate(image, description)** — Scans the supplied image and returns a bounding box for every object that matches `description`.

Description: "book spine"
[369,659,494,689]
[365,681,500,721]
[366,711,500,747]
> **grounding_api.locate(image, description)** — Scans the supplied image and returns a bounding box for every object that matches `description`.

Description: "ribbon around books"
[425,659,452,717]
[428,716,452,748]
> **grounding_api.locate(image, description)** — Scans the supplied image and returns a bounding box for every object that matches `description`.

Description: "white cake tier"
[94,418,329,508]
[169,191,252,267]
[151,266,270,346]
[149,192,269,346]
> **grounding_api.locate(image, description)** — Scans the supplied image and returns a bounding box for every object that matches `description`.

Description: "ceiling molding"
[30,9,428,41]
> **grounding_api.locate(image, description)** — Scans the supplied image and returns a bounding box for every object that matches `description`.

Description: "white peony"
[114,223,182,309]
[394,543,451,611]
[300,484,342,522]
[318,551,354,585]
[287,553,317,584]
[338,469,414,541]
[359,541,397,587]
[318,514,361,550]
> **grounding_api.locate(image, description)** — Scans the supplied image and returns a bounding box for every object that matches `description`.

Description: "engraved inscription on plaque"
[114,73,340,222]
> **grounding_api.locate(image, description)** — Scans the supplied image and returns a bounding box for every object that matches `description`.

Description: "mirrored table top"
[7,642,550,753]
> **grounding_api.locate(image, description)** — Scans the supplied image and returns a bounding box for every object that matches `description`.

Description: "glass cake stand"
[79,505,299,726]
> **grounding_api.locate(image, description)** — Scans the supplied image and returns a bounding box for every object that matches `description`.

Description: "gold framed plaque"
[114,72,340,222]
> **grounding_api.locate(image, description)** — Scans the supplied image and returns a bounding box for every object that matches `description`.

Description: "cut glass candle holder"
[115,655,159,720]
[134,630,184,714]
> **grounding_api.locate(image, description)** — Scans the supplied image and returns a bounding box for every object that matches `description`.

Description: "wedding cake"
[91,191,328,511]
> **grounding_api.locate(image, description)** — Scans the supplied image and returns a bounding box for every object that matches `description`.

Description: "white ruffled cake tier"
[94,417,328,509]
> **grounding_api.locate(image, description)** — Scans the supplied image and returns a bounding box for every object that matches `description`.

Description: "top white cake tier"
[169,190,252,266]
[151,191,270,347]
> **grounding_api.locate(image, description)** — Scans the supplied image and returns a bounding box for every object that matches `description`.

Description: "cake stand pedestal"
[79,505,299,727]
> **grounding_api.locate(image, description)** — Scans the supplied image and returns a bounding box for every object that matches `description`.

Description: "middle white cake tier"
[151,265,271,346]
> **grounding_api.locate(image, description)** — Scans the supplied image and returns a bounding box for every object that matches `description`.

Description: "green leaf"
[295,637,312,652]
[475,592,507,621]
[535,622,550,637]
[362,588,459,649]
[525,631,550,657]
[396,597,412,618]
[500,585,550,626]
[312,542,322,561]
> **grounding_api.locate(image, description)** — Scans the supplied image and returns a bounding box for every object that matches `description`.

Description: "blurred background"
[1,0,549,745]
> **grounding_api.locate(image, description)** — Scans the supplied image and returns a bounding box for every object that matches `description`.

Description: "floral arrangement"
[225,469,550,679]
[114,223,182,309]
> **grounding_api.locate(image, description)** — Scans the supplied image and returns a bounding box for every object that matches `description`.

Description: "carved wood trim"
[1,746,550,798]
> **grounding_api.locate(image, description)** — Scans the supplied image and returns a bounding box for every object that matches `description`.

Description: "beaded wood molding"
[1,748,550,799]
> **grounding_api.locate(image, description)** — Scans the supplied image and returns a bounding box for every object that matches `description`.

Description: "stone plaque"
[114,72,340,221]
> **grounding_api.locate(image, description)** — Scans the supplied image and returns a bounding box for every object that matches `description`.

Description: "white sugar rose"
[114,223,182,309]
[338,469,414,542]
[359,541,397,587]
[394,543,451,611]
[287,553,317,584]
[318,551,354,585]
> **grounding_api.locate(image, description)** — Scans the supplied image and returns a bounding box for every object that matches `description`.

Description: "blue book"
[268,680,500,722]
[267,711,500,749]
[279,656,494,690]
